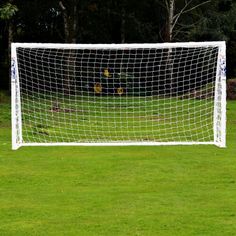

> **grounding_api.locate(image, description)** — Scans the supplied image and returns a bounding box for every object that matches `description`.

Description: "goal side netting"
[11,42,226,149]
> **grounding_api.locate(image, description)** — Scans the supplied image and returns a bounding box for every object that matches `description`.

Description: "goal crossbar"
[12,41,225,49]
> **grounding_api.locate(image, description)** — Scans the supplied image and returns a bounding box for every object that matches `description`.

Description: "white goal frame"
[11,41,226,150]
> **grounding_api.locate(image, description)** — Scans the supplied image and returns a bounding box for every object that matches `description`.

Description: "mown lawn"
[0,94,236,235]
[20,94,214,143]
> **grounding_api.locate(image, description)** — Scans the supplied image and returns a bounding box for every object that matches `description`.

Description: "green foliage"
[0,2,18,20]
[187,0,236,41]
[227,40,236,77]
[218,0,233,11]
[227,78,236,99]
[0,90,9,103]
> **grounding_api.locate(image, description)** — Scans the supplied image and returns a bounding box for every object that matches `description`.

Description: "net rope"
[15,45,219,144]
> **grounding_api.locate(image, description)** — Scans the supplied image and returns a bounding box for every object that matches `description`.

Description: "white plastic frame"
[11,41,226,149]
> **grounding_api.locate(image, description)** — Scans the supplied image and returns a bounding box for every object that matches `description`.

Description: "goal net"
[11,42,226,149]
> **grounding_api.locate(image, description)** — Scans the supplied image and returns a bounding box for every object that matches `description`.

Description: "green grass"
[0,93,236,235]
[21,94,214,143]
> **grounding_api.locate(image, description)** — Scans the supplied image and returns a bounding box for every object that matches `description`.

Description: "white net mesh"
[13,43,225,146]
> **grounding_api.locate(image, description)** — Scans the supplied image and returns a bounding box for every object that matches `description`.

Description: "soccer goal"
[11,42,226,150]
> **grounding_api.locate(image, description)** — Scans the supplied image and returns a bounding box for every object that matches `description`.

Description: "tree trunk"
[71,3,77,43]
[7,0,14,92]
[59,1,78,95]
[8,20,13,92]
[164,1,175,96]
[59,1,70,42]
[164,0,174,42]
[120,4,126,43]
[59,0,78,43]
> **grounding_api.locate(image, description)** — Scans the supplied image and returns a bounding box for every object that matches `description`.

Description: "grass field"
[1,92,236,235]
[20,94,214,143]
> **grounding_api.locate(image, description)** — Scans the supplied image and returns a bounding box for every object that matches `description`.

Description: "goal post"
[11,44,22,150]
[11,42,226,150]
[214,43,227,148]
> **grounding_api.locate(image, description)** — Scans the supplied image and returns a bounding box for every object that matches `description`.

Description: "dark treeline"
[17,46,218,97]
[1,0,236,90]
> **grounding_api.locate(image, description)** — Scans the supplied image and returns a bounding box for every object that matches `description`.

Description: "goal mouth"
[11,42,226,149]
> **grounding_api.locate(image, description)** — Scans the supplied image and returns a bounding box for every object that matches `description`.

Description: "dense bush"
[227,79,236,99]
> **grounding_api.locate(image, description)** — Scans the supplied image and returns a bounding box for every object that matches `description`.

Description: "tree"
[0,1,18,58]
[160,0,211,42]
[59,0,78,43]
[187,0,236,77]
[188,0,236,41]
[0,0,18,89]
[156,0,210,96]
